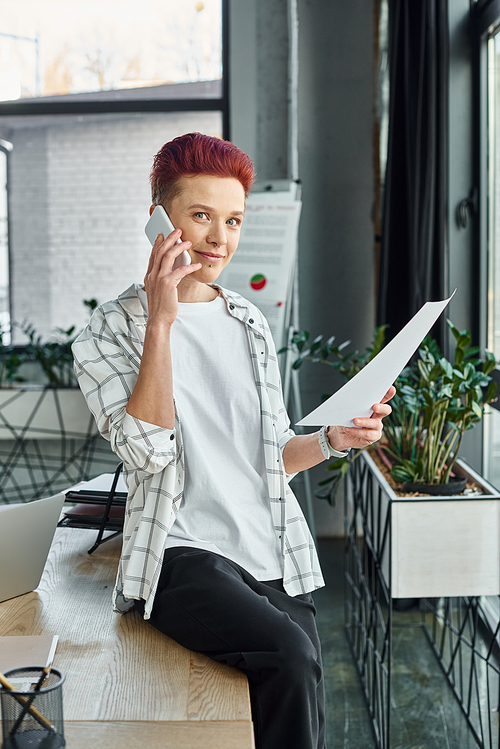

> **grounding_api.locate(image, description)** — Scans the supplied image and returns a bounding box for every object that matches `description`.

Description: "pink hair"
[150,132,255,206]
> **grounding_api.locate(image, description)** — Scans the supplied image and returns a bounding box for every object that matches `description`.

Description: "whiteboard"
[217,182,301,350]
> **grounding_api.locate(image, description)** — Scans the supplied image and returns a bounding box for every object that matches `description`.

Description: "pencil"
[9,666,52,736]
[0,671,55,732]
[35,666,51,691]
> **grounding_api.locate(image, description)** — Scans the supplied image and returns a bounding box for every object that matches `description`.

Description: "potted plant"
[0,326,26,389]
[0,299,115,502]
[282,319,497,499]
[282,322,500,749]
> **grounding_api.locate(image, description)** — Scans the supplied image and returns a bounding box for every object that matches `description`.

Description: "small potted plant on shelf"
[20,322,80,388]
[0,299,101,447]
[0,299,98,389]
[0,299,113,501]
[281,319,498,501]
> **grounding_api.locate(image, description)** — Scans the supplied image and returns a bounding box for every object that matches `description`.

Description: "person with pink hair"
[73,132,394,749]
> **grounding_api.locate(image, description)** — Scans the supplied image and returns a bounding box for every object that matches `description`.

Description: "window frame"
[0,0,230,139]
[472,0,500,409]
[0,0,229,341]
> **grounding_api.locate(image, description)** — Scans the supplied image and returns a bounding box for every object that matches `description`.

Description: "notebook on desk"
[62,472,127,523]
[63,472,128,502]
[0,493,65,603]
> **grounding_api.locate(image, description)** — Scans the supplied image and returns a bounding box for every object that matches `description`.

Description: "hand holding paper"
[297,292,456,429]
[325,385,396,453]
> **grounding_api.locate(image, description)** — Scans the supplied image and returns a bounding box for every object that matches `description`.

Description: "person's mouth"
[195,252,224,262]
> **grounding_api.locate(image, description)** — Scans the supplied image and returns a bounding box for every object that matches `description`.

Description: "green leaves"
[282,316,498,496]
[369,325,389,360]
[471,400,483,419]
[485,380,498,404]
[0,298,99,389]
[483,349,496,376]
[439,358,453,378]
[447,319,471,349]
[391,459,423,484]
[280,325,388,381]
[325,457,350,474]
[22,321,79,388]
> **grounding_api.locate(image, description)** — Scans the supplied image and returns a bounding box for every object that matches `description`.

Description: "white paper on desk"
[297,291,456,428]
[64,473,128,495]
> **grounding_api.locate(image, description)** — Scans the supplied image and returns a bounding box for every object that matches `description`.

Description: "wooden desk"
[0,527,254,748]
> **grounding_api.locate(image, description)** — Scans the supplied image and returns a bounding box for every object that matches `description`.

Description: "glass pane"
[484,405,500,489]
[488,31,500,357]
[2,110,222,342]
[378,0,390,190]
[0,147,8,339]
[0,0,222,101]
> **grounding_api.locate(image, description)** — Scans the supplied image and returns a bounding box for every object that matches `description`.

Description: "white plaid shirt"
[72,283,324,618]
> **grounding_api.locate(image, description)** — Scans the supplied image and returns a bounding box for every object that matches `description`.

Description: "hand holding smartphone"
[144,206,192,271]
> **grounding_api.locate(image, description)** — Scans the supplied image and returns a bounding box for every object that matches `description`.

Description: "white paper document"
[297,291,456,428]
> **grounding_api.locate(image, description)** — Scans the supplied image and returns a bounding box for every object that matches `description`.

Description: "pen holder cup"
[0,667,65,749]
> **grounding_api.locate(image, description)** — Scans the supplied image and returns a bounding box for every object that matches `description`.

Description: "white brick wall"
[10,127,52,336]
[9,111,222,341]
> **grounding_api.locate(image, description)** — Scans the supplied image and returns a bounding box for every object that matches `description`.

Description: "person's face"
[158,174,246,284]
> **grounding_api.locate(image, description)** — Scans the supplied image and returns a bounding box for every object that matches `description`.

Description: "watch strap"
[318,425,350,460]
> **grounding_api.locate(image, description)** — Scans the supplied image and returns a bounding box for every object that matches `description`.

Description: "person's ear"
[149,205,156,216]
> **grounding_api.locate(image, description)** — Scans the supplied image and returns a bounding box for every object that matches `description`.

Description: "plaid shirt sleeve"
[72,303,177,474]
[262,314,297,479]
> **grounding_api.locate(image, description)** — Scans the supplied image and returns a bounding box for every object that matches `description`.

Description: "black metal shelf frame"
[0,388,117,503]
[344,454,500,749]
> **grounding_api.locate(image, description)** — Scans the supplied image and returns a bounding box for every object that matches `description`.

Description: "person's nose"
[207,221,227,249]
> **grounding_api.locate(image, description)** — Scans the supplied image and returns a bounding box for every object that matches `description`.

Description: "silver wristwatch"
[318,425,350,460]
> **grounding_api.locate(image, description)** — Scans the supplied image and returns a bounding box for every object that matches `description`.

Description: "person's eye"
[194,212,208,219]
[226,218,240,226]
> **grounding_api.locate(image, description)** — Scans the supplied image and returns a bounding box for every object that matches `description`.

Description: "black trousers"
[136,547,326,749]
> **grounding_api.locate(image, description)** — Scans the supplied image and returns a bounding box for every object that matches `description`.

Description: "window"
[3,109,222,342]
[0,144,8,338]
[487,26,500,360]
[473,0,500,486]
[0,0,222,100]
[0,1,228,340]
[374,0,389,285]
[485,20,500,487]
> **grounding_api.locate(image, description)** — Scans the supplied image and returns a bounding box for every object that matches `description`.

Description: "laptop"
[0,493,65,603]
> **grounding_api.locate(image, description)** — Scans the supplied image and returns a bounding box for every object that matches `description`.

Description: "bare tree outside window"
[0,0,222,101]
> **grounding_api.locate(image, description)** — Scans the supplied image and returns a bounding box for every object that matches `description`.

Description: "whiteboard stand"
[289,366,317,540]
[234,179,317,540]
[283,264,317,541]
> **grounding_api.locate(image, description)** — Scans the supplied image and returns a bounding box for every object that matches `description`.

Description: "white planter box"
[0,388,96,440]
[348,451,500,599]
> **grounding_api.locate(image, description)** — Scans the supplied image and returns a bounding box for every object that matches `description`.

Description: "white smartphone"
[144,206,191,270]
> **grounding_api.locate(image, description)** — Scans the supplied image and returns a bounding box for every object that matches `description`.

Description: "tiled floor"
[315,538,495,749]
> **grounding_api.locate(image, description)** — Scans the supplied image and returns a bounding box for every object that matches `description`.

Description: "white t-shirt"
[164,294,283,580]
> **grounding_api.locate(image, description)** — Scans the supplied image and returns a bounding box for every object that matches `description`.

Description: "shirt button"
[170,434,175,440]
[229,304,235,310]
[249,318,254,324]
